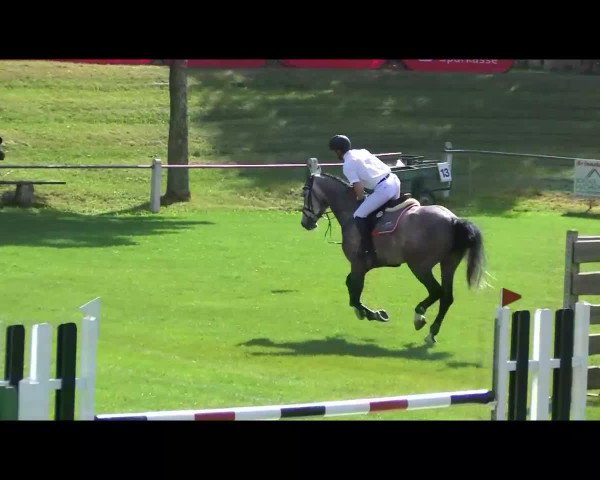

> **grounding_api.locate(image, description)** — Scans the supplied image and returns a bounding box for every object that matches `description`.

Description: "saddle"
[367,193,420,236]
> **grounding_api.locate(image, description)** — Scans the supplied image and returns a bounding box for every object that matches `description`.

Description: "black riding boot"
[355,217,376,262]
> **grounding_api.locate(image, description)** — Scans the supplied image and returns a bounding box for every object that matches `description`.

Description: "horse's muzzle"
[301,217,318,230]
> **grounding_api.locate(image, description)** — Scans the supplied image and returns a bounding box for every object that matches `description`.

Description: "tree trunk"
[163,60,190,203]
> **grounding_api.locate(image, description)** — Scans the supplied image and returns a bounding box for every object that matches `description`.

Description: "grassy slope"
[2,61,600,215]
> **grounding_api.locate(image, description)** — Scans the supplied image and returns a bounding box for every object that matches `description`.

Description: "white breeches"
[354,174,401,218]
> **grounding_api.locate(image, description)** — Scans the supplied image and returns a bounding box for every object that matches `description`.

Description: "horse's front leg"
[345,268,389,322]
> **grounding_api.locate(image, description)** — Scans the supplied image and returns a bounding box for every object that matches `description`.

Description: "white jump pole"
[79,297,101,421]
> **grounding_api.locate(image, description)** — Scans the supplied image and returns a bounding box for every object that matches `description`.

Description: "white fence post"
[492,306,511,420]
[18,323,53,420]
[444,141,453,171]
[79,298,101,421]
[571,301,590,420]
[150,158,162,213]
[530,309,553,420]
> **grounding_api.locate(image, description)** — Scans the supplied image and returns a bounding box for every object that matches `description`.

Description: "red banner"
[402,59,514,74]
[186,60,267,68]
[53,59,268,68]
[53,59,154,65]
[280,59,386,69]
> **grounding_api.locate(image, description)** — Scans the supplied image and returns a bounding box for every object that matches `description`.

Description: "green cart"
[381,153,453,205]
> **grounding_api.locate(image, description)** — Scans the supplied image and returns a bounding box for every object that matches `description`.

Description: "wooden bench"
[0,180,66,207]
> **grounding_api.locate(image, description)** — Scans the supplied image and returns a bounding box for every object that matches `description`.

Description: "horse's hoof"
[375,310,389,322]
[353,307,366,320]
[424,333,437,346]
[414,314,427,331]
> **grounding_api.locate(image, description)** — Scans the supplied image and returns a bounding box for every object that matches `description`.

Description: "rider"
[329,134,401,262]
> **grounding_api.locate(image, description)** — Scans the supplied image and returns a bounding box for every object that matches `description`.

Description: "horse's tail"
[452,218,486,289]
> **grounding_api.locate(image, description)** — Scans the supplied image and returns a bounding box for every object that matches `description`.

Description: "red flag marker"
[501,288,522,307]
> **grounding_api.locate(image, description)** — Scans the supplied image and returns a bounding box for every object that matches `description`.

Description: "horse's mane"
[319,172,351,189]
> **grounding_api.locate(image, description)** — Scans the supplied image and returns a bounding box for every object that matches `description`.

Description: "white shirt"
[342,149,392,190]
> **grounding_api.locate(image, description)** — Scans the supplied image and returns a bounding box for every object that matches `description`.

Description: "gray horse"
[300,171,486,345]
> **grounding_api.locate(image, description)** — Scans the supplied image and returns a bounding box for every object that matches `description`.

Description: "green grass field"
[1,61,600,420]
[1,209,599,419]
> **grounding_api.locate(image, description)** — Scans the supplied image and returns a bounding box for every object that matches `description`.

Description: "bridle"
[302,174,342,244]
[302,175,323,222]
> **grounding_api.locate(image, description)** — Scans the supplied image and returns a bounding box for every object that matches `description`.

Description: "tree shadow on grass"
[562,210,600,219]
[0,207,214,248]
[186,69,597,217]
[446,360,484,369]
[99,202,158,216]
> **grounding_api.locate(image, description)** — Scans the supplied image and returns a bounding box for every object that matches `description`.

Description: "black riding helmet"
[328,135,351,153]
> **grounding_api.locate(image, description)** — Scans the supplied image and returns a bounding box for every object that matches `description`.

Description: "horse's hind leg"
[407,261,443,331]
[426,252,463,344]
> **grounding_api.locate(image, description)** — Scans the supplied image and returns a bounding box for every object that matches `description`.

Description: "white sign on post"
[574,159,600,197]
[437,162,452,183]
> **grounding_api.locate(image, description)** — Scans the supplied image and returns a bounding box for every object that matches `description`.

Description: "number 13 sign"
[437,162,452,182]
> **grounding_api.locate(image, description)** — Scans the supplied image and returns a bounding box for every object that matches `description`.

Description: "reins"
[324,210,342,245]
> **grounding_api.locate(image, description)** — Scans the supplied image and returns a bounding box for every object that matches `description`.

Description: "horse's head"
[0,137,5,161]
[301,174,330,230]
